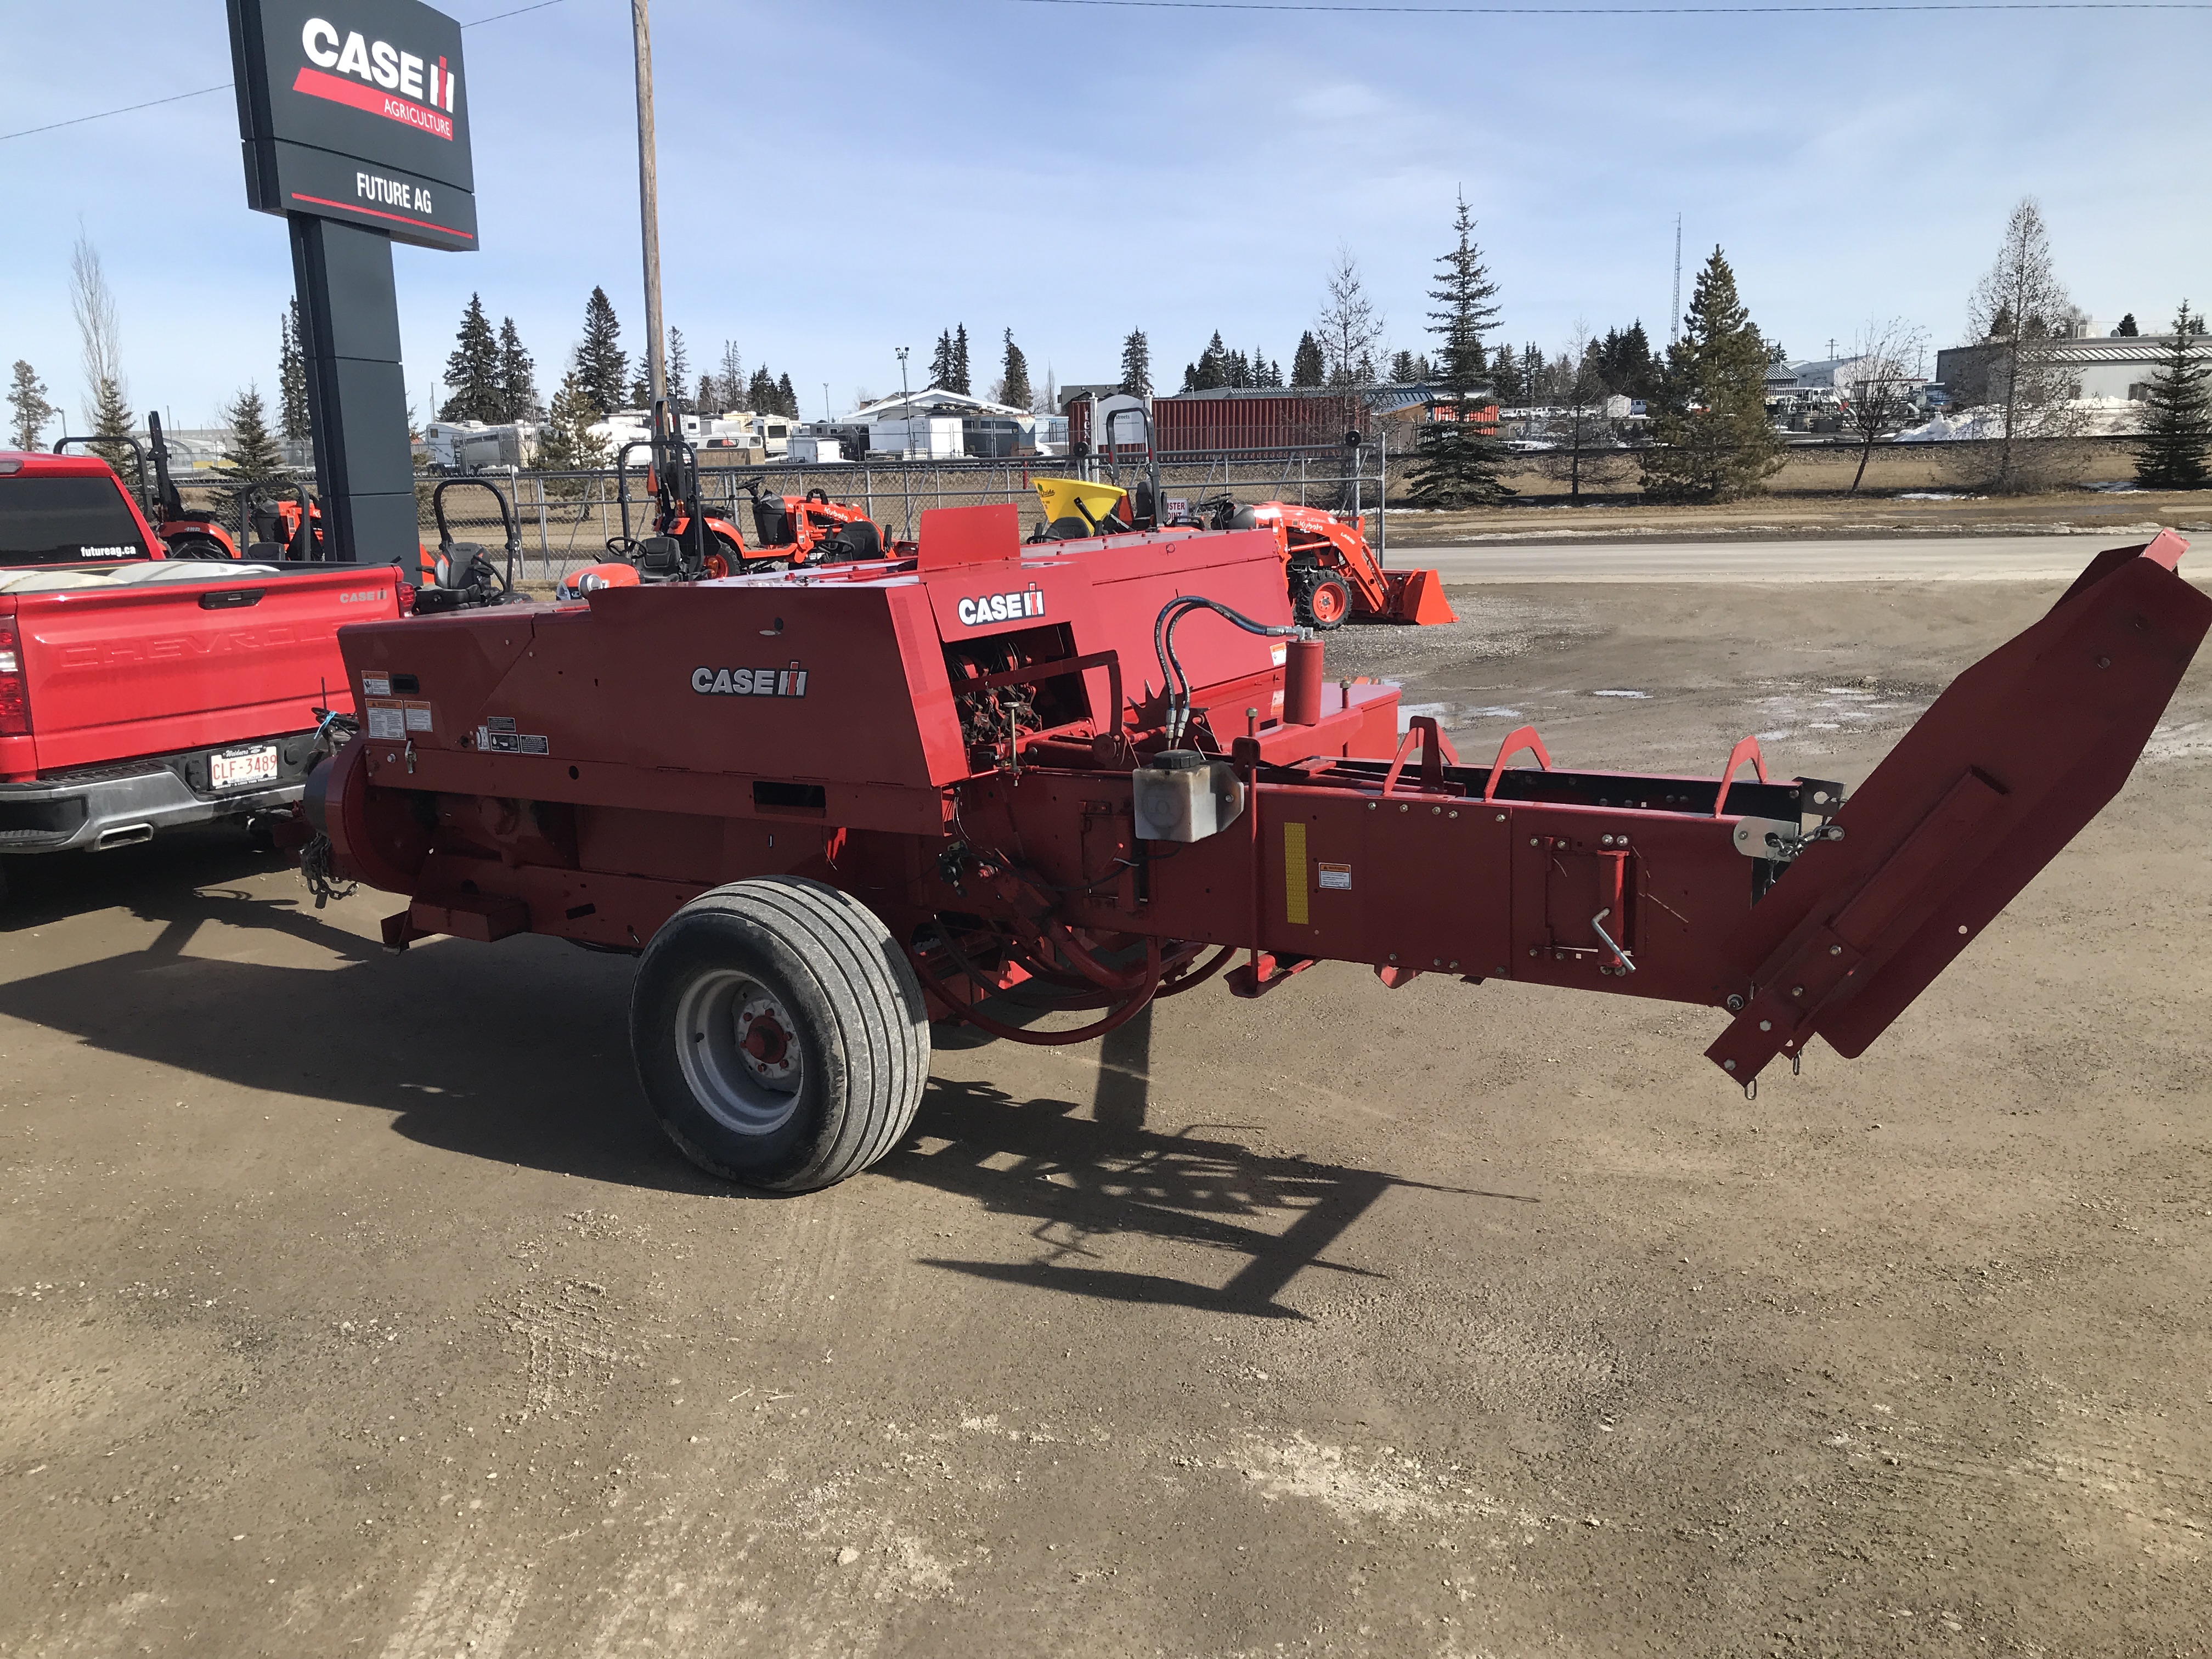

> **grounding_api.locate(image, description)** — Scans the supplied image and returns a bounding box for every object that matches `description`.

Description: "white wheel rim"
[675,969,803,1136]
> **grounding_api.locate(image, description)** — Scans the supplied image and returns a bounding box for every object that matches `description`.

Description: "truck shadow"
[0,827,287,931]
[0,881,1532,1316]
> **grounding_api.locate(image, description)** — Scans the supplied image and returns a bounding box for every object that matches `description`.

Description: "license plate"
[211,744,279,790]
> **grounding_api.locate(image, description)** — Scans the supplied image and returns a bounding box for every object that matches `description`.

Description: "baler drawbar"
[308,507,2208,1191]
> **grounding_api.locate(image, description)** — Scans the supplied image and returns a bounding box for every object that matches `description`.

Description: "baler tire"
[631,877,929,1192]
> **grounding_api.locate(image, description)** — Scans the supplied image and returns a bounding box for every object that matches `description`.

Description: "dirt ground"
[2,571,2208,1659]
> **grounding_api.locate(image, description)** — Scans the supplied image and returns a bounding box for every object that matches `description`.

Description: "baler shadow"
[0,887,1534,1313]
[885,1006,1533,1319]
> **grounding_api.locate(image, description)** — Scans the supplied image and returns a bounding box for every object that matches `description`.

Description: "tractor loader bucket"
[1706,531,2208,1085]
[1384,567,1457,625]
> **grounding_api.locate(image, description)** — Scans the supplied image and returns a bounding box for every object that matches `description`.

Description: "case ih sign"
[228,0,477,249]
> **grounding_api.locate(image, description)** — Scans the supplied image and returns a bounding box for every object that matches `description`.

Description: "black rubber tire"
[630,877,929,1190]
[1294,572,1352,631]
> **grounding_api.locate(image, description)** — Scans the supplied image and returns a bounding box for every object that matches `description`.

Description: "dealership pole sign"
[228,0,476,565]
[230,0,478,247]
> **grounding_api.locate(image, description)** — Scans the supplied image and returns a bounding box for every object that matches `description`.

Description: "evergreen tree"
[1290,331,1325,387]
[949,325,972,396]
[629,364,654,408]
[747,366,777,411]
[1593,321,1659,402]
[8,361,58,451]
[1000,330,1031,411]
[572,286,628,417]
[221,385,286,482]
[495,317,539,422]
[88,376,134,479]
[2133,303,2212,490]
[1184,331,1229,392]
[665,327,690,414]
[1488,343,1522,405]
[1409,193,1509,507]
[1641,247,1783,503]
[1389,349,1417,384]
[776,373,797,416]
[1118,328,1151,397]
[533,369,609,478]
[2115,313,2139,337]
[696,373,717,414]
[930,331,956,391]
[440,294,502,421]
[1254,351,1282,390]
[279,298,309,439]
[1227,349,1252,389]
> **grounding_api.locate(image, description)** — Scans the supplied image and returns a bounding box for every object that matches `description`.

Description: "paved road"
[1385,531,2196,583]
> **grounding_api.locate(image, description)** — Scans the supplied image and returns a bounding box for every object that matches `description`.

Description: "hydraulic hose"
[1153,596,1302,746]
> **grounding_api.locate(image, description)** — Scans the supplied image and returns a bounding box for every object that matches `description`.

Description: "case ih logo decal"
[693,662,808,698]
[297,16,458,140]
[956,587,1045,627]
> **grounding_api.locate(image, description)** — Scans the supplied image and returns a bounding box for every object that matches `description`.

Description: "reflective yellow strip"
[1284,820,1308,926]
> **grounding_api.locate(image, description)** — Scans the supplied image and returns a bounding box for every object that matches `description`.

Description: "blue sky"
[4,0,2206,430]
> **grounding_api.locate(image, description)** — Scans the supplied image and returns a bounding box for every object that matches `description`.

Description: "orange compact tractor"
[561,401,887,599]
[1206,497,1453,630]
[1029,477,1452,630]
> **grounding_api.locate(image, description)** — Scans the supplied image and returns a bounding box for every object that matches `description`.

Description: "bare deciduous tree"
[1965,199,2085,492]
[1315,247,1384,388]
[1532,328,1622,500]
[70,233,133,472]
[71,233,123,413]
[1841,318,1929,492]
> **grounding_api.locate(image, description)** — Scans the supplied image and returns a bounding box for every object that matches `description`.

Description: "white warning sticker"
[1317,862,1352,890]
[478,725,550,755]
[367,698,432,739]
[362,674,392,697]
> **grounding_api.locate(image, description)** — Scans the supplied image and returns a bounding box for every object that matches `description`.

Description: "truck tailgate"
[5,564,400,772]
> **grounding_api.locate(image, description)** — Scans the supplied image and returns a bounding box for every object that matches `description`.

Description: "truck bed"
[0,560,398,778]
[0,558,402,855]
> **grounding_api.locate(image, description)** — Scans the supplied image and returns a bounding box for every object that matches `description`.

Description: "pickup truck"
[0,448,403,896]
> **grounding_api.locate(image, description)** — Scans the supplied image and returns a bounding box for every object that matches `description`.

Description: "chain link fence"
[163,431,2146,586]
[174,452,1404,586]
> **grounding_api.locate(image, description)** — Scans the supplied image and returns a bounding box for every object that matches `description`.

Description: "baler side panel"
[1083,530,1294,706]
[348,587,961,833]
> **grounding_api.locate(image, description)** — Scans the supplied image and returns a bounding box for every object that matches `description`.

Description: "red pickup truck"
[0,448,402,896]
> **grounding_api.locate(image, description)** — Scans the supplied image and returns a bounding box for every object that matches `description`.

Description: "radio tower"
[1669,215,1682,348]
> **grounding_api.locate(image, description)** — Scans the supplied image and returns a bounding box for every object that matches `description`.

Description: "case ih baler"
[309,509,2207,1192]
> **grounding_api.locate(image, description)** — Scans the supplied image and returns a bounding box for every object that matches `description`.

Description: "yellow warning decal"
[1284,821,1309,926]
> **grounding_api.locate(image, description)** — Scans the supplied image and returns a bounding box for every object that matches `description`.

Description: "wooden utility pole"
[631,0,665,407]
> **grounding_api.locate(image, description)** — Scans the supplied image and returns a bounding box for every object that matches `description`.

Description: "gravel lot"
[2,565,2207,1659]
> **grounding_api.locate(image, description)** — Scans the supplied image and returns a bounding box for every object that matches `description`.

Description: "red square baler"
[307,506,2208,1191]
